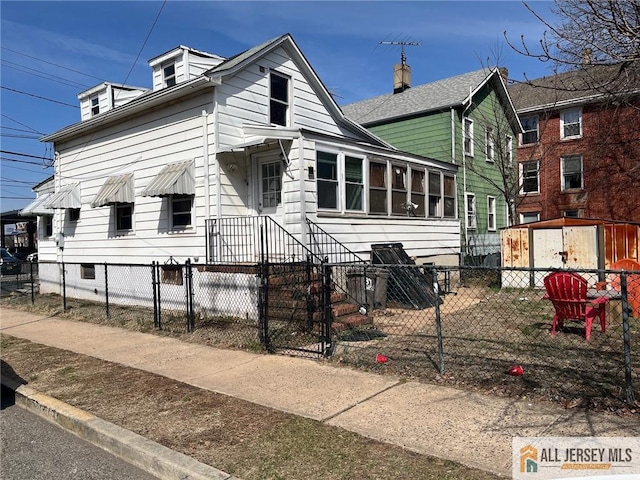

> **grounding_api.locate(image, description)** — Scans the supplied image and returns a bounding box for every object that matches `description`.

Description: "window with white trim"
[520,116,538,145]
[40,216,53,239]
[485,127,494,162]
[344,156,363,211]
[520,212,540,224]
[171,195,193,229]
[487,196,496,231]
[560,109,582,139]
[90,95,99,116]
[466,193,477,230]
[391,165,408,215]
[443,175,456,218]
[520,160,539,194]
[115,203,133,232]
[463,117,474,156]
[369,161,388,215]
[561,155,583,190]
[317,151,338,210]
[410,169,425,217]
[270,71,289,126]
[163,62,176,87]
[505,135,513,166]
[427,172,456,218]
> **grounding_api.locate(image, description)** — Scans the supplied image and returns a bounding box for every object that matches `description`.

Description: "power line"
[1,134,41,139]
[1,86,79,108]
[1,150,52,160]
[1,46,106,82]
[1,163,52,174]
[0,196,34,200]
[1,157,51,166]
[1,114,44,134]
[2,60,90,89]
[1,126,42,134]
[1,177,37,185]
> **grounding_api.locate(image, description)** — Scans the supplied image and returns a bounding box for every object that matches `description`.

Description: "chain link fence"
[3,260,638,407]
[330,264,638,407]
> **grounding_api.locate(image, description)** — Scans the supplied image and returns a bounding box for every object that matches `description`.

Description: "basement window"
[161,265,183,285]
[81,264,96,280]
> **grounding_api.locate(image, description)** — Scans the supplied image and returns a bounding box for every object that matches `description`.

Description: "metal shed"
[501,217,640,288]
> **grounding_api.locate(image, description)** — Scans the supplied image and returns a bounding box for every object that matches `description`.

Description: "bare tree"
[506,0,640,102]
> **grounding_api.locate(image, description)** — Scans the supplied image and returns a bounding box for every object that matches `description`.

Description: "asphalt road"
[0,387,158,480]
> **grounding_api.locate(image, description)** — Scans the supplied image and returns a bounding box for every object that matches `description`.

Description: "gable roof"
[42,34,394,149]
[507,63,640,113]
[205,34,395,149]
[342,68,516,127]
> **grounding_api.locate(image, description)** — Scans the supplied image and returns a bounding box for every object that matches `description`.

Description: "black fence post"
[29,260,34,304]
[156,262,162,330]
[152,262,158,329]
[104,262,110,319]
[185,260,194,332]
[322,256,332,357]
[62,261,67,312]
[258,223,271,351]
[433,266,445,374]
[621,272,635,404]
[305,254,314,332]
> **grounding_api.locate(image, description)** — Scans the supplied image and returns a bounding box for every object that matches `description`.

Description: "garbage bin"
[346,267,389,311]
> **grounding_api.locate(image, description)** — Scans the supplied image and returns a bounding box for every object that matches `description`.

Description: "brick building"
[508,64,640,223]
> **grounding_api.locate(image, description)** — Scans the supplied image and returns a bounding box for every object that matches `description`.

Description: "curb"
[1,376,240,480]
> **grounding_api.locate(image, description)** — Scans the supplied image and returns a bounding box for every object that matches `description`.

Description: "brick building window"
[520,161,539,194]
[561,155,583,190]
[520,116,538,145]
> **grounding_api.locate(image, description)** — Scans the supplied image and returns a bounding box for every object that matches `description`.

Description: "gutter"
[41,76,217,143]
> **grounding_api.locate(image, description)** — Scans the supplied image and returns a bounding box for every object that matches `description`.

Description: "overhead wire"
[1,86,79,108]
[1,114,45,134]
[2,60,91,89]
[1,46,106,81]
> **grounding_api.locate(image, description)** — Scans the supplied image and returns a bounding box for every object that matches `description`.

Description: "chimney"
[499,67,509,83]
[394,62,411,94]
[582,48,593,65]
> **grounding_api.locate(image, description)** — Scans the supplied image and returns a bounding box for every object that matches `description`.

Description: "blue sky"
[0,0,556,213]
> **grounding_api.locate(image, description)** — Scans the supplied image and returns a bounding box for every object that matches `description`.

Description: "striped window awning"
[20,193,54,216]
[90,174,134,208]
[141,160,194,197]
[44,184,81,209]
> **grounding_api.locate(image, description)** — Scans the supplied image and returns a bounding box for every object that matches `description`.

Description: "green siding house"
[343,68,521,263]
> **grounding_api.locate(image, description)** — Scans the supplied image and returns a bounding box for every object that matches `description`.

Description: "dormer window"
[90,95,99,116]
[163,62,176,87]
[270,71,289,126]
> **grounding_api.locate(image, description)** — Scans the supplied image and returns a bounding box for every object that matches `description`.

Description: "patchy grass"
[1,335,497,480]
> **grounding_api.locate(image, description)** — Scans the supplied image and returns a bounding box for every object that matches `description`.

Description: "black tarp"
[371,243,441,309]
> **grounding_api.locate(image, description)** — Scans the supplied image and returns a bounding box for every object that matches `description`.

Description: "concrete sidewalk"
[2,310,639,477]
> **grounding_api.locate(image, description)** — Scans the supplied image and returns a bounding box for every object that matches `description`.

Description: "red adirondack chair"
[611,258,640,318]
[543,271,608,341]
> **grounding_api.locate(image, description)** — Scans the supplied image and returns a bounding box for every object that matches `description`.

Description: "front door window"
[260,160,281,213]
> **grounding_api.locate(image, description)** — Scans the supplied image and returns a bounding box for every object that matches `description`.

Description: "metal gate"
[259,260,332,358]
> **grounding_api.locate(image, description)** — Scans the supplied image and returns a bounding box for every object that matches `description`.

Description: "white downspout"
[297,131,306,249]
[202,110,210,221]
[213,90,221,221]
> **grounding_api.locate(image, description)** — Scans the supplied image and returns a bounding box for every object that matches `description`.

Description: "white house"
[35,34,460,298]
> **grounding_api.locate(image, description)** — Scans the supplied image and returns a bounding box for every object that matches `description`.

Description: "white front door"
[256,153,283,218]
